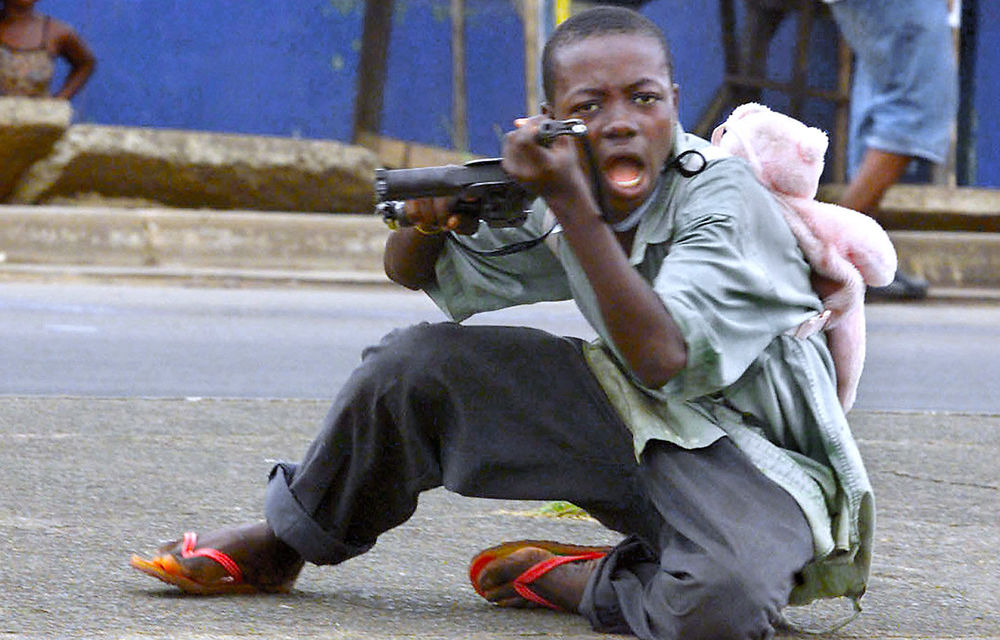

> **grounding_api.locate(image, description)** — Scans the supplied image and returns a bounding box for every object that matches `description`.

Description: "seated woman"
[0,0,94,99]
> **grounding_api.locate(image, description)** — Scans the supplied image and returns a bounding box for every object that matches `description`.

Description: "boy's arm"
[384,227,447,290]
[546,178,688,387]
[383,197,478,290]
[502,119,687,388]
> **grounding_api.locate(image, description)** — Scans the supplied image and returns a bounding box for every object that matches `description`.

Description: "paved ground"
[2,201,998,638]
[1,396,997,640]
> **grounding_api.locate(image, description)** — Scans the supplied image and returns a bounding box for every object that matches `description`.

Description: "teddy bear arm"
[804,202,898,285]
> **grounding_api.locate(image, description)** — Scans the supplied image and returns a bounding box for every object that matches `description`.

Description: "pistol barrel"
[374,159,510,202]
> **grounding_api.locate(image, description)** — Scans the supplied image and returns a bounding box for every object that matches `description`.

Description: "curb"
[0,204,388,274]
[0,263,392,288]
[4,264,1000,303]
[3,204,1000,299]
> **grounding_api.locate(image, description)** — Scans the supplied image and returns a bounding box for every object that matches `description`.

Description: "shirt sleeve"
[654,161,820,400]
[424,205,573,321]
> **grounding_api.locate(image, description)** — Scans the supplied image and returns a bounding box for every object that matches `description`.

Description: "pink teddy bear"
[712,102,897,411]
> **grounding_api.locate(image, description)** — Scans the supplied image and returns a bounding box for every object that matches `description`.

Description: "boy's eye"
[572,102,599,116]
[633,93,660,106]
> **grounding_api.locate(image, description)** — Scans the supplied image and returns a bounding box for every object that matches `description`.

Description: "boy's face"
[545,33,679,219]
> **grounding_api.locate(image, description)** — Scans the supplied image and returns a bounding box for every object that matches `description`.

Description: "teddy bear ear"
[710,124,726,145]
[797,126,830,164]
[729,102,769,121]
[715,103,770,145]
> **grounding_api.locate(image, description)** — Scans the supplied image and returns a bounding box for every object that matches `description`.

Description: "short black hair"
[541,6,674,104]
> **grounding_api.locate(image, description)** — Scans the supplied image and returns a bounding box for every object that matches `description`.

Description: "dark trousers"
[264,323,814,640]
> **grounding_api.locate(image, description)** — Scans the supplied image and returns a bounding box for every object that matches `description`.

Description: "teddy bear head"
[711,103,828,199]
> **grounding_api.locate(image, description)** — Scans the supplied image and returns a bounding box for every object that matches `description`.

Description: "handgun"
[374,119,587,229]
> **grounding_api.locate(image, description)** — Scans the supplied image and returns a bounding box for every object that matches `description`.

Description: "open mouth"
[604,157,646,191]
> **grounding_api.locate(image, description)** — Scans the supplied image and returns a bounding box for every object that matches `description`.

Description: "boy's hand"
[501,116,591,207]
[402,197,480,236]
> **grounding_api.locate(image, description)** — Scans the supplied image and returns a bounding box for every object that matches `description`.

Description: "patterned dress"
[0,16,53,97]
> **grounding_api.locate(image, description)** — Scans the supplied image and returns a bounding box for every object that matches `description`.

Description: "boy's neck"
[614,226,637,254]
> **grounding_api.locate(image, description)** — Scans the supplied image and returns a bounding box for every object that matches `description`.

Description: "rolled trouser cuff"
[264,462,373,565]
[578,535,653,635]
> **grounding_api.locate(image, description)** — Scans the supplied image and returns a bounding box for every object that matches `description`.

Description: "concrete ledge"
[356,131,484,168]
[7,125,379,213]
[0,205,389,272]
[0,97,72,201]
[820,183,1000,232]
[891,230,1000,289]
[4,205,1000,295]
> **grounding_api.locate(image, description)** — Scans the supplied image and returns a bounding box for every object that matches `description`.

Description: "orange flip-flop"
[130,532,264,595]
[469,539,610,611]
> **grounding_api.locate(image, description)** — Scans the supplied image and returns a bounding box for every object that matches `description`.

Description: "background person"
[0,0,95,99]
[827,0,958,299]
[737,0,958,299]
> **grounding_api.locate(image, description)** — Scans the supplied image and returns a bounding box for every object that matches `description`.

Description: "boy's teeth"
[608,160,643,188]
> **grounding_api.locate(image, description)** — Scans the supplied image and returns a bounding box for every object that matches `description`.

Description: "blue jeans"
[829,0,958,175]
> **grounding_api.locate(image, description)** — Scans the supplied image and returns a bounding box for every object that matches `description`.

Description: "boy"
[132,8,873,639]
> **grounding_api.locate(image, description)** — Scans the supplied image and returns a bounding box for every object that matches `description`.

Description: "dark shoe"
[866,271,929,301]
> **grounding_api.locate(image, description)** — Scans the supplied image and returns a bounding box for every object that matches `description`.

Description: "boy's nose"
[598,101,639,139]
[602,118,638,139]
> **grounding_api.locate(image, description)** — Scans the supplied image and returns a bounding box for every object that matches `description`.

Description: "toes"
[156,538,182,555]
[481,582,518,603]
[477,548,551,593]
[155,553,187,576]
[136,523,302,593]
[482,585,543,608]
[148,548,228,584]
[494,595,541,608]
[479,547,552,603]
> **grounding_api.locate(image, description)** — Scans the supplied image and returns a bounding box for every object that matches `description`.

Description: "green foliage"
[532,501,593,519]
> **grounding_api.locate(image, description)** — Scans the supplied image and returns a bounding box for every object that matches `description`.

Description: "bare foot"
[475,546,599,612]
[132,521,304,593]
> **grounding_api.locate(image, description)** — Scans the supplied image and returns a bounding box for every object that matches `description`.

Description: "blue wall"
[971,5,998,189]
[44,0,996,186]
[51,0,365,140]
[49,0,528,148]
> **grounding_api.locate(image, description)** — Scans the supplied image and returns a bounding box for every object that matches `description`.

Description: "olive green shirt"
[425,127,873,605]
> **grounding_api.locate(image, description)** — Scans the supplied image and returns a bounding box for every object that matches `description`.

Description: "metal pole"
[352,0,395,143]
[451,0,468,151]
[522,0,541,115]
[956,0,977,186]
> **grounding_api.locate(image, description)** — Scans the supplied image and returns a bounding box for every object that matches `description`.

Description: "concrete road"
[2,281,999,638]
[1,282,998,412]
[1,397,997,639]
